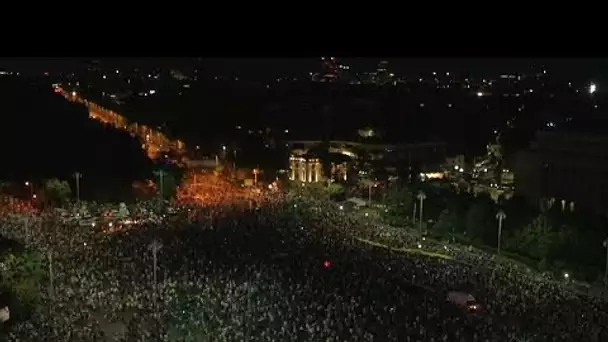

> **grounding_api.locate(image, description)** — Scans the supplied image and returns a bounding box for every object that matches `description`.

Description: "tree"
[433,209,459,237]
[154,165,184,199]
[465,195,495,243]
[0,246,44,324]
[384,184,414,225]
[43,179,71,206]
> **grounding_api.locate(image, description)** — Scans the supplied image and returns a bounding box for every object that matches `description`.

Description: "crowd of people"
[0,182,607,341]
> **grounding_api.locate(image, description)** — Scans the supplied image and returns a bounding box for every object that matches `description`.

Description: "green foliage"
[44,179,72,205]
[154,166,184,199]
[465,195,495,244]
[327,183,344,196]
[433,209,459,236]
[0,250,44,319]
[384,185,414,220]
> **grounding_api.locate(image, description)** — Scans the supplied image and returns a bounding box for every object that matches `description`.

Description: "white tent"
[346,197,367,207]
[0,305,9,323]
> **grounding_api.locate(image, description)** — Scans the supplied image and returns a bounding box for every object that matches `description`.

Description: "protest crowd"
[0,176,607,342]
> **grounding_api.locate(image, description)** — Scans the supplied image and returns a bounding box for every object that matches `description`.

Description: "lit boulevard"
[53,86,186,161]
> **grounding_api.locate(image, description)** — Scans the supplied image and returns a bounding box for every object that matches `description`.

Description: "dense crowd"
[0,187,607,341]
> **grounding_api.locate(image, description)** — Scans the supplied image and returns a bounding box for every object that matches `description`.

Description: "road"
[53,85,186,161]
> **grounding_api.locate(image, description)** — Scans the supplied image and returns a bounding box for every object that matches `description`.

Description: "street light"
[416,191,427,234]
[148,240,163,318]
[48,251,55,299]
[73,172,83,202]
[24,181,33,199]
[153,170,168,198]
[368,182,377,207]
[253,168,260,186]
[496,210,506,255]
[603,238,608,286]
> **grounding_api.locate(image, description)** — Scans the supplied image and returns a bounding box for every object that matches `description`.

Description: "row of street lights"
[414,190,505,254]
[413,190,608,285]
[24,172,83,203]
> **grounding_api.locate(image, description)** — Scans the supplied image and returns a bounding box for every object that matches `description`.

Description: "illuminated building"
[287,140,446,183]
[289,155,323,182]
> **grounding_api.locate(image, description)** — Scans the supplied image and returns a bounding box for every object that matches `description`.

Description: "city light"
[477,92,483,97]
[72,91,77,96]
[589,83,597,94]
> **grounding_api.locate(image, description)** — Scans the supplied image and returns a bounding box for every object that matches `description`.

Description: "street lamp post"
[148,240,163,316]
[73,172,83,202]
[368,183,376,207]
[25,181,33,199]
[48,251,54,299]
[496,210,506,255]
[253,168,259,186]
[604,238,608,286]
[23,216,30,243]
[417,191,426,234]
[153,170,167,198]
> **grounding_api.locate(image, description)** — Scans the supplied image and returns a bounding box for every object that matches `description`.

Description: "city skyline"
[2,58,608,81]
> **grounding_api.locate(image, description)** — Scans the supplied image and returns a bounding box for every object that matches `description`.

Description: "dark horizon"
[1,58,607,81]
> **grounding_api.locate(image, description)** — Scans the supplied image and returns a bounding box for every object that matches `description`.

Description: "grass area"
[353,237,453,260]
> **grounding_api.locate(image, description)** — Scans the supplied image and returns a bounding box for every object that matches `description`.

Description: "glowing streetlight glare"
[477,92,483,97]
[72,91,77,96]
[564,272,569,279]
[589,83,597,94]
[24,181,29,186]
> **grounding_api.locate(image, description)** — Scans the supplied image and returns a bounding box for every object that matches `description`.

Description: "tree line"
[384,181,608,283]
